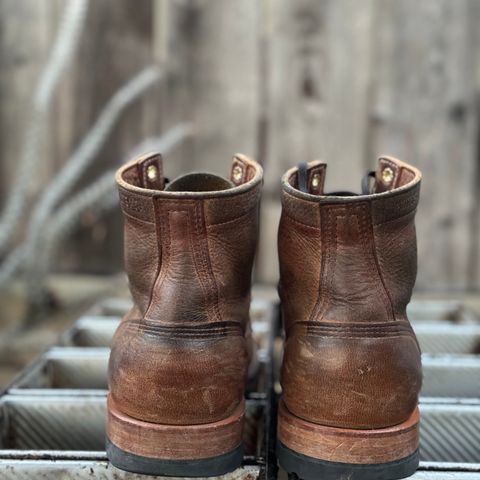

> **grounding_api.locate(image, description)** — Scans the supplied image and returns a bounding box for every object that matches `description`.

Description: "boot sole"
[106,395,244,477]
[106,438,243,477]
[277,441,419,480]
[277,399,420,480]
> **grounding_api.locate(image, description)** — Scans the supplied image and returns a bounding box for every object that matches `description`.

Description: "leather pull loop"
[136,154,165,190]
[230,154,259,185]
[375,158,399,193]
[293,162,326,195]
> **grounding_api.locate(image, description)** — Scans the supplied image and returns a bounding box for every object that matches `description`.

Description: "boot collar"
[282,156,421,202]
[116,153,263,199]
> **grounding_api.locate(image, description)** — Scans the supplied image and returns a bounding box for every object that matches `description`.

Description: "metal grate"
[1,297,480,479]
[419,404,480,464]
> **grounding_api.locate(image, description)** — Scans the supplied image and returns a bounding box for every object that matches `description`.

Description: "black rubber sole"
[106,437,244,477]
[277,441,419,480]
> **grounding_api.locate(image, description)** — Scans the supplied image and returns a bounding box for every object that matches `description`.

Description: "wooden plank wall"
[0,0,479,291]
[0,0,160,273]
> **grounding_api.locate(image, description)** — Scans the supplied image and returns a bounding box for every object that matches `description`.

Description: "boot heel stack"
[106,396,245,477]
[277,400,420,480]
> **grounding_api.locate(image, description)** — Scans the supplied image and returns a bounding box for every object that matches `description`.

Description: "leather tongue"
[165,173,234,192]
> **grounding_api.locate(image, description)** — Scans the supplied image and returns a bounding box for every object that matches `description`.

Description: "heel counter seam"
[145,200,221,323]
[312,202,393,322]
[366,202,396,321]
[194,201,222,322]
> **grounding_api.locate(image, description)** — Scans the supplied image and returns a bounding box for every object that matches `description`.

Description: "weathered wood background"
[0,0,479,292]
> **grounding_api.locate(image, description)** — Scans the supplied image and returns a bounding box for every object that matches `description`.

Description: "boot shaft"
[116,153,263,325]
[279,156,421,329]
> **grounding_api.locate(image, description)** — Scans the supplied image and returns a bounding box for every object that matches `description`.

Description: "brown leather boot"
[277,157,422,480]
[106,153,263,476]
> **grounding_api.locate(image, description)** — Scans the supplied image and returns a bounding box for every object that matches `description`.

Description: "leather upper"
[109,153,262,425]
[279,156,423,429]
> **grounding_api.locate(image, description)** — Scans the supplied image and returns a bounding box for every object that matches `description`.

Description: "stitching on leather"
[144,201,222,323]
[136,325,240,334]
[327,209,338,318]
[374,208,416,227]
[372,186,419,224]
[283,189,316,207]
[302,322,413,335]
[126,324,241,339]
[132,324,241,333]
[135,162,144,188]
[317,207,337,320]
[306,326,412,331]
[310,203,396,323]
[191,203,210,319]
[119,190,153,221]
[134,325,241,333]
[291,320,412,328]
[130,323,240,332]
[143,202,197,319]
[143,197,164,317]
[141,162,148,187]
[199,201,220,322]
[352,202,393,322]
[126,319,241,330]
[304,324,412,330]
[206,186,260,219]
[282,212,320,231]
[139,332,242,340]
[366,202,396,321]
[305,334,414,339]
[282,190,320,225]
[121,210,155,225]
[359,203,395,320]
[207,205,257,228]
[296,319,415,340]
[139,331,240,337]
[306,327,412,334]
[310,206,331,320]
[195,202,222,322]
[188,205,212,321]
[145,203,172,318]
[205,210,223,323]
[195,204,220,320]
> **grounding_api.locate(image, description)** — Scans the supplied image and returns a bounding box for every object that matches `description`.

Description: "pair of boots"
[106,153,422,480]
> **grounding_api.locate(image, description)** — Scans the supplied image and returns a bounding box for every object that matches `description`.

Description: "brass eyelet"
[147,164,158,181]
[382,167,394,184]
[232,165,243,183]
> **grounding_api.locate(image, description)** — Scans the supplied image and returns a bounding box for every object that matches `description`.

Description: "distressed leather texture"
[108,153,262,425]
[279,156,423,429]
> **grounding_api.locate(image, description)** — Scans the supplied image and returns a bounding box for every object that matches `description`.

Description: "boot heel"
[106,395,244,477]
[277,400,419,480]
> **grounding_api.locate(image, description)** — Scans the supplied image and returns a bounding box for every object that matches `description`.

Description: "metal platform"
[1,297,479,479]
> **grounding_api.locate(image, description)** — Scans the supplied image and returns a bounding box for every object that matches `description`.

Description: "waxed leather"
[108,153,263,425]
[279,156,423,429]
